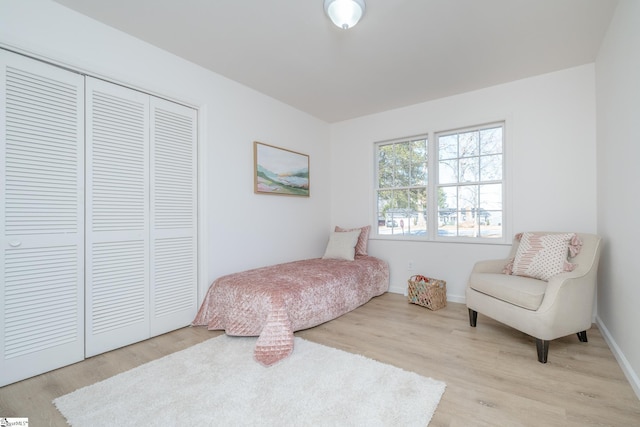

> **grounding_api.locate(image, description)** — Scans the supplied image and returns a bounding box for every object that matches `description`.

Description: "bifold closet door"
[85,77,150,357]
[149,98,198,336]
[86,79,198,356]
[0,50,85,386]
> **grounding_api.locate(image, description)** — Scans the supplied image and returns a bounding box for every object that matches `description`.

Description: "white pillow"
[335,225,371,256]
[511,232,576,281]
[322,230,361,261]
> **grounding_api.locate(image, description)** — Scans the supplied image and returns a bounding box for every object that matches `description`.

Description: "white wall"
[2,0,636,400]
[595,0,640,398]
[0,0,332,299]
[329,65,598,298]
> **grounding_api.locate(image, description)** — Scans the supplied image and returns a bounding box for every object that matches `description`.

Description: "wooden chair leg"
[536,339,549,363]
[577,331,588,342]
[468,309,478,327]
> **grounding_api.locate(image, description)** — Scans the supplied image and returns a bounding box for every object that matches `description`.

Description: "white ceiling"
[53,0,618,123]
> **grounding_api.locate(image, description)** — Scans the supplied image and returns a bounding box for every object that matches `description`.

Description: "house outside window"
[375,122,505,242]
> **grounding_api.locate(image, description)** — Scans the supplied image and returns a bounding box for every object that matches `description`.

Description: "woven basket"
[407,275,447,310]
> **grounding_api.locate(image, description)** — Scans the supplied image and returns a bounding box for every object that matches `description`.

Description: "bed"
[192,227,389,365]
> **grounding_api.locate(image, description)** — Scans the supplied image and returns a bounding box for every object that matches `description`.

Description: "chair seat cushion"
[469,272,547,310]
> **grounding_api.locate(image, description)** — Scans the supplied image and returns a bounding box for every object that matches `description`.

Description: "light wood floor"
[1,292,639,426]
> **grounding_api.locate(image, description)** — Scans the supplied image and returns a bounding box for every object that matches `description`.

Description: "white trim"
[196,104,209,304]
[596,316,640,400]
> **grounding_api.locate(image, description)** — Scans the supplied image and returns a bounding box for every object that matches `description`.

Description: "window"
[375,122,505,241]
[437,123,504,239]
[376,137,428,236]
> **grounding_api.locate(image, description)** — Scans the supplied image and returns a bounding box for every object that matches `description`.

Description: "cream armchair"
[466,232,602,363]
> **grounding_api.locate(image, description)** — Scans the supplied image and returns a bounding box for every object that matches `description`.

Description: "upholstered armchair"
[466,232,602,363]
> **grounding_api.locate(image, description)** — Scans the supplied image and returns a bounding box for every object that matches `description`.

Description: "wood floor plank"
[1,292,638,426]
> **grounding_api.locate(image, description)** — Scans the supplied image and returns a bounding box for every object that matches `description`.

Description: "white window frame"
[374,121,508,244]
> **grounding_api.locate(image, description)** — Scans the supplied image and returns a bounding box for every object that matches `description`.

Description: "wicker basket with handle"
[407,275,447,310]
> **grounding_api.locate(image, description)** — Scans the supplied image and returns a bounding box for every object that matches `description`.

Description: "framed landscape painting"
[254,141,310,197]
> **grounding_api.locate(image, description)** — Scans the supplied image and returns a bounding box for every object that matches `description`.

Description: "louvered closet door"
[149,98,197,336]
[85,77,150,357]
[0,50,84,386]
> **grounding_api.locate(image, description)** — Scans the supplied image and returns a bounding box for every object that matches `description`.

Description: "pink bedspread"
[192,256,389,365]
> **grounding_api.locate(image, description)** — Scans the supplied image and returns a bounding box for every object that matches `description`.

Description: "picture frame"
[254,141,310,197]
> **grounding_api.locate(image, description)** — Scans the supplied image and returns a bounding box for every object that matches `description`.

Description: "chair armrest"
[470,258,510,275]
[540,268,596,305]
[536,263,600,333]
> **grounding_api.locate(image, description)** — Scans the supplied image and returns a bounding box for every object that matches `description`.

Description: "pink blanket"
[192,256,389,365]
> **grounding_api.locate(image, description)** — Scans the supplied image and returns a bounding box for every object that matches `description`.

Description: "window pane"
[394,142,412,161]
[480,127,502,154]
[440,186,457,210]
[377,189,395,235]
[439,159,458,184]
[458,185,479,210]
[478,215,502,237]
[479,184,502,210]
[379,189,422,235]
[478,184,502,238]
[438,186,457,236]
[438,135,457,160]
[387,191,410,235]
[379,144,395,164]
[460,157,479,182]
[377,189,393,210]
[410,163,427,186]
[459,131,479,157]
[396,189,409,208]
[396,160,411,187]
[378,145,394,188]
[480,154,502,181]
[411,139,427,161]
[378,162,394,188]
[408,188,427,235]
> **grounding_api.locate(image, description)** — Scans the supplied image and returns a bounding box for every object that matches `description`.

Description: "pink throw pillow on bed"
[335,225,370,256]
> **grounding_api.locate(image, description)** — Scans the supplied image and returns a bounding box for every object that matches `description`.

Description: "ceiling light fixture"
[324,0,366,30]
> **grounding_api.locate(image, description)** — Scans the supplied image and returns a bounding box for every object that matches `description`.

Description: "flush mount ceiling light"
[324,0,366,30]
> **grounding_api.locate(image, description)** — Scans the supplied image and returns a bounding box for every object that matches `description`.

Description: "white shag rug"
[54,335,446,426]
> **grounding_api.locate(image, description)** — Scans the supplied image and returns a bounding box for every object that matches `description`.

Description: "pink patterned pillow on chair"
[335,225,371,256]
[511,232,578,281]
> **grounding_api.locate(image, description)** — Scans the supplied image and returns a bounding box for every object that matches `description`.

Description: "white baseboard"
[446,294,466,304]
[388,285,465,304]
[388,285,404,295]
[596,316,640,400]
